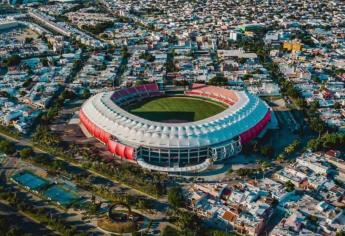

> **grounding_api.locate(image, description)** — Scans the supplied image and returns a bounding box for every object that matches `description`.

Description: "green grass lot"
[126,96,227,122]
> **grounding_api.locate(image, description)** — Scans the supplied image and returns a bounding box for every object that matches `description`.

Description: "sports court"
[43,185,81,207]
[12,171,49,191]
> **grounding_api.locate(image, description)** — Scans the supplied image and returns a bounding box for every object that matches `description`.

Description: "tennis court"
[12,171,49,191]
[43,185,81,207]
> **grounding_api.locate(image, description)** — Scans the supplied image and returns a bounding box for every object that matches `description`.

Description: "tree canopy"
[19,147,34,159]
[307,133,345,151]
[285,181,295,192]
[3,55,21,67]
[0,140,16,155]
[168,186,184,208]
[208,75,228,86]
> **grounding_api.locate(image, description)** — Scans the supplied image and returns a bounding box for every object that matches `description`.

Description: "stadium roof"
[81,90,269,148]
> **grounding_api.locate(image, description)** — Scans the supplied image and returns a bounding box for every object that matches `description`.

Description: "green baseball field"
[126,96,227,122]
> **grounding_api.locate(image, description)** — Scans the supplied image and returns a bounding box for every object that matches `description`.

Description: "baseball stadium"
[79,83,271,173]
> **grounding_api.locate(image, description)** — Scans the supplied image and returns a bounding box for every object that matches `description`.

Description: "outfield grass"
[126,96,227,122]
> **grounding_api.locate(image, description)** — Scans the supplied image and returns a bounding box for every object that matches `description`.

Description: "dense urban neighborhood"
[0,0,344,236]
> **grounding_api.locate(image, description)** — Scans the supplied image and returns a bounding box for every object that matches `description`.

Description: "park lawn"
[126,96,226,122]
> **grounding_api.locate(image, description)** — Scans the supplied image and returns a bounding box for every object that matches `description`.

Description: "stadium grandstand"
[79,83,271,173]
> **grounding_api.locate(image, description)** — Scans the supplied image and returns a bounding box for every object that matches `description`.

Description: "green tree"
[0,91,9,97]
[136,198,152,211]
[168,35,178,44]
[60,90,76,100]
[80,89,91,99]
[40,57,49,67]
[309,100,319,113]
[4,55,21,67]
[307,133,345,151]
[285,181,295,192]
[295,98,306,108]
[0,140,16,155]
[260,145,274,157]
[19,147,34,159]
[276,154,285,162]
[336,231,345,236]
[334,102,341,110]
[51,160,66,171]
[72,60,82,71]
[86,202,100,215]
[208,75,228,86]
[242,74,252,80]
[135,80,149,86]
[25,37,33,44]
[261,161,271,170]
[284,140,300,155]
[139,52,155,62]
[165,60,178,73]
[22,78,33,88]
[236,168,255,177]
[161,226,180,236]
[177,211,201,234]
[211,230,237,236]
[287,86,299,99]
[168,187,184,208]
[32,126,61,147]
[46,106,59,120]
[309,117,326,137]
[120,46,130,59]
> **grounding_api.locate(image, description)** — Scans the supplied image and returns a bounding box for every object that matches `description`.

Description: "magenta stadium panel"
[80,83,271,173]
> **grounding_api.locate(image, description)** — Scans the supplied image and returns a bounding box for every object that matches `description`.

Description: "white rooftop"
[81,90,269,148]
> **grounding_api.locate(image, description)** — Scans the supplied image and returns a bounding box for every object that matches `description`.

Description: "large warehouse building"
[79,83,271,173]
